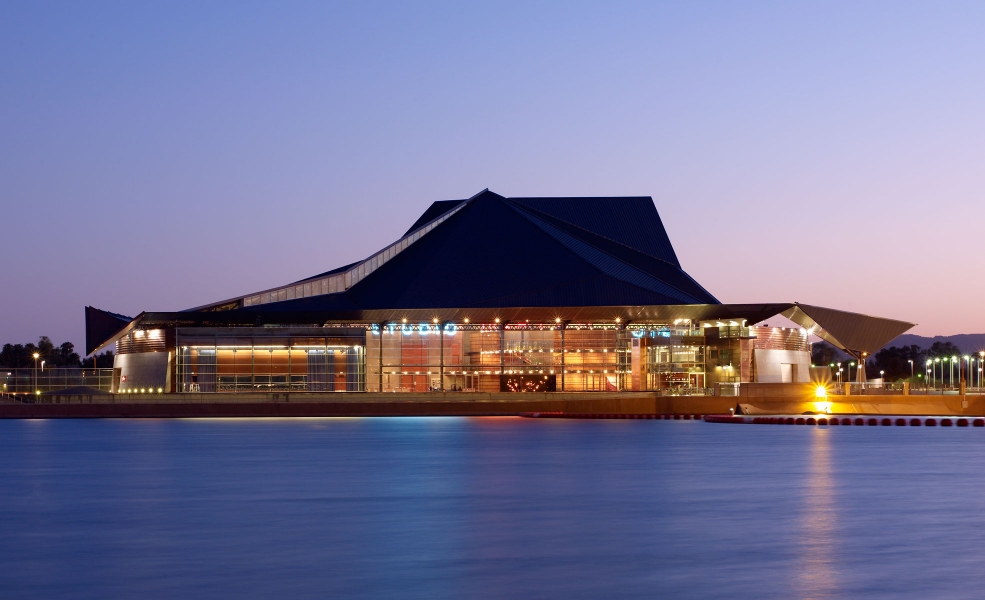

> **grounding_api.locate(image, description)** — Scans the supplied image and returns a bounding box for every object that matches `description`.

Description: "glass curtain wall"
[177,328,366,392]
[561,326,630,391]
[370,323,467,392]
[368,323,632,392]
[172,323,702,393]
[627,324,707,391]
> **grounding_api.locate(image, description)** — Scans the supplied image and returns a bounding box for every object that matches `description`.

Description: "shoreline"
[3,388,985,418]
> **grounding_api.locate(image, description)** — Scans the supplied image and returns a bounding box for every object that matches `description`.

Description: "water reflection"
[798,427,838,597]
[4,420,985,598]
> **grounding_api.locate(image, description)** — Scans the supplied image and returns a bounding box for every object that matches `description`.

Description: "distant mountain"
[887,333,985,354]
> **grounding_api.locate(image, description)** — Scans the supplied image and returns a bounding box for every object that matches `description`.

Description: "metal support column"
[560,324,565,392]
[499,323,505,390]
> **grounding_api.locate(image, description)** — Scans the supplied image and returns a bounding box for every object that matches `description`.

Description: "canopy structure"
[780,303,915,358]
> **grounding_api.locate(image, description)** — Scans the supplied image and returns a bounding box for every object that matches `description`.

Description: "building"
[85,190,914,394]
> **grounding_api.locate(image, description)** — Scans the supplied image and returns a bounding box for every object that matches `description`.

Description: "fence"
[826,382,985,396]
[1,368,114,395]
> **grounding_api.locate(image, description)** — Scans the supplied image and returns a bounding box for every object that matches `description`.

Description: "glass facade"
[176,328,366,392]
[164,323,712,393]
[364,323,632,392]
[154,321,811,393]
[628,324,707,391]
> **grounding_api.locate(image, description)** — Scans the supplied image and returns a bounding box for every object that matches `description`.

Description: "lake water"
[1,417,984,599]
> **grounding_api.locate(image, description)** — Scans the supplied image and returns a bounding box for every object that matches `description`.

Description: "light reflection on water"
[1,418,985,599]
[800,428,836,597]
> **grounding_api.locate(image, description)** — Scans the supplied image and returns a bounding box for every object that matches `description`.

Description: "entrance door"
[780,363,793,383]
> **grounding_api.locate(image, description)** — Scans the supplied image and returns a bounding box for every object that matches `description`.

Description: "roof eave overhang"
[780,303,916,357]
[100,302,915,358]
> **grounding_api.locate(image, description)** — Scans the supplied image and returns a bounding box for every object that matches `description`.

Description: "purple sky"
[3,2,985,352]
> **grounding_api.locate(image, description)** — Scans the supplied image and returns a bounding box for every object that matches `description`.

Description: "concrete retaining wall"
[6,385,982,419]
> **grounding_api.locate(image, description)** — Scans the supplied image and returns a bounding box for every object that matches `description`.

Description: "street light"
[978,353,985,389]
[32,352,40,394]
[934,358,940,389]
[908,359,914,381]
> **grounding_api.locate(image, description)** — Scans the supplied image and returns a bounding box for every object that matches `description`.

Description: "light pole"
[934,358,940,389]
[908,359,914,381]
[952,356,958,388]
[965,356,971,387]
[978,350,985,387]
[32,352,40,394]
[979,351,985,388]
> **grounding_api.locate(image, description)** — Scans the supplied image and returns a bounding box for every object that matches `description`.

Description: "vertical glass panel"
[289,347,308,391]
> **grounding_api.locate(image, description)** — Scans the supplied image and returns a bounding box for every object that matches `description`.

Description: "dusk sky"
[3,1,985,351]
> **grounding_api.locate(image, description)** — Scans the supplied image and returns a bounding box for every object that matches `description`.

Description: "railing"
[908,386,985,395]
[833,382,907,395]
[1,368,114,394]
[654,387,715,397]
[825,382,985,395]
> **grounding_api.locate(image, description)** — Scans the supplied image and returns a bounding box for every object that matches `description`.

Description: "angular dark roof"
[510,197,681,266]
[293,261,359,284]
[84,191,918,355]
[85,306,132,355]
[403,199,465,236]
[238,190,717,312]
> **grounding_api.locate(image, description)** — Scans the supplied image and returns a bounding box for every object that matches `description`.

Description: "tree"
[0,337,82,368]
[82,350,114,369]
[811,341,847,368]
[53,341,81,367]
[0,344,31,368]
[926,341,963,359]
[867,345,925,381]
